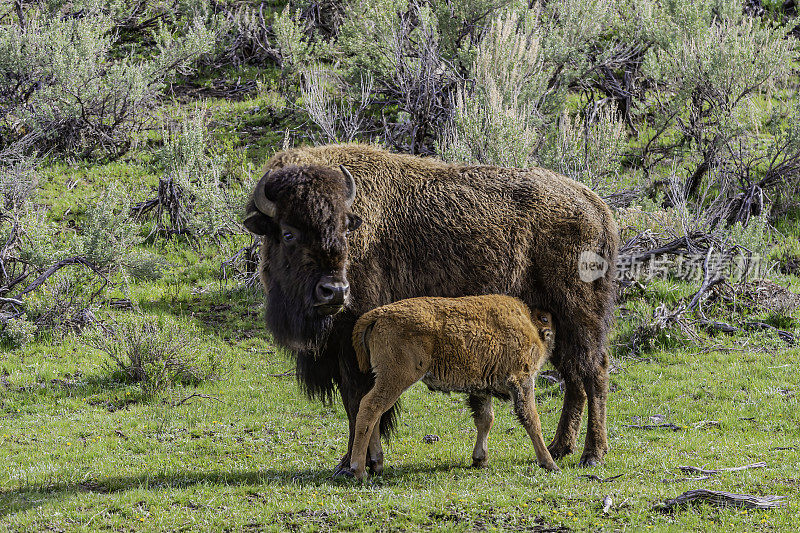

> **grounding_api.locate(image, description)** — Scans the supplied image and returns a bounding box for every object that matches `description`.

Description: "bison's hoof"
[332,466,357,479]
[332,455,352,477]
[547,443,575,460]
[367,460,384,476]
[541,462,560,472]
[578,455,603,468]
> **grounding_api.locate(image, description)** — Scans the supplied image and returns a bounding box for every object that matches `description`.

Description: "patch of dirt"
[78,480,109,493]
[277,510,340,532]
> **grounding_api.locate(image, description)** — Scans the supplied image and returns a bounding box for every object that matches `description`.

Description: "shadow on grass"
[136,283,266,340]
[0,462,475,518]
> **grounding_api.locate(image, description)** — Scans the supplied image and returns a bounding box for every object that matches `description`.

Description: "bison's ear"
[347,214,362,232]
[243,211,271,235]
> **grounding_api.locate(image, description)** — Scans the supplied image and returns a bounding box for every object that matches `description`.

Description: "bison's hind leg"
[467,394,494,468]
[547,367,587,461]
[578,349,610,467]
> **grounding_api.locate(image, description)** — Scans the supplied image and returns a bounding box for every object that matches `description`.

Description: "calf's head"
[243,164,362,349]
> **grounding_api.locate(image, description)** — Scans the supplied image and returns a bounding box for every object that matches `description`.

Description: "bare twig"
[661,475,714,483]
[602,495,613,514]
[580,473,623,483]
[171,393,223,407]
[678,462,767,476]
[15,257,107,298]
[623,423,684,431]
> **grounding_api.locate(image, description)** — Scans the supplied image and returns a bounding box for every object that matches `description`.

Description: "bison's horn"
[253,172,276,218]
[340,165,357,207]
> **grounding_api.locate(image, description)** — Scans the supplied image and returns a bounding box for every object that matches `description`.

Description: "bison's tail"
[352,311,379,373]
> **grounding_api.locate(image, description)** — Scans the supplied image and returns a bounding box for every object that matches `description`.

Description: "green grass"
[3,38,800,532]
[2,279,799,531]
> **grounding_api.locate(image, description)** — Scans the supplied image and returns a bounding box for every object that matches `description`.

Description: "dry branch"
[171,393,223,407]
[580,473,623,483]
[14,257,107,298]
[623,423,684,431]
[654,489,786,512]
[678,462,767,476]
[661,475,713,483]
[698,320,796,346]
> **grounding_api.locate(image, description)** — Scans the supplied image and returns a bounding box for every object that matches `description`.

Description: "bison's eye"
[346,214,362,233]
[282,231,295,243]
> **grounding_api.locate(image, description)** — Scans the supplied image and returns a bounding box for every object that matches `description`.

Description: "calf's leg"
[350,377,410,480]
[467,394,494,468]
[510,377,559,472]
[367,425,384,475]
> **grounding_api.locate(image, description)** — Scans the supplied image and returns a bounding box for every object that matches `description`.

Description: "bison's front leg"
[332,384,360,477]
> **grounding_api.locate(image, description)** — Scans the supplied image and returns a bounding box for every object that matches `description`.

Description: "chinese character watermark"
[577,250,763,283]
[615,251,762,283]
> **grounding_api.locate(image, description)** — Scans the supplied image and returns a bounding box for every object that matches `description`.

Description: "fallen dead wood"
[171,393,224,407]
[14,257,107,298]
[619,231,709,260]
[678,462,767,476]
[267,370,295,377]
[697,319,796,346]
[623,423,684,431]
[692,420,721,429]
[601,495,613,514]
[580,473,623,483]
[653,489,786,512]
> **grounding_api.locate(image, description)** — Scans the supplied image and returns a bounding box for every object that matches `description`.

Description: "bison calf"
[348,295,559,480]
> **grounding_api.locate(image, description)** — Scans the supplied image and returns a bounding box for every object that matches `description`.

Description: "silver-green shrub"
[134,107,250,240]
[0,157,160,342]
[438,11,547,167]
[87,315,222,396]
[542,102,627,190]
[0,5,214,157]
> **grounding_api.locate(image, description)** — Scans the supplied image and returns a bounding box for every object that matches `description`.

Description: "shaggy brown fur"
[244,143,619,473]
[348,295,558,480]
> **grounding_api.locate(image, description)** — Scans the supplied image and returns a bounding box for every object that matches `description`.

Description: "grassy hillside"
[2,0,800,531]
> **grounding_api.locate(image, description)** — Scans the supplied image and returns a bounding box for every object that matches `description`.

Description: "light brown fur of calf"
[350,295,558,480]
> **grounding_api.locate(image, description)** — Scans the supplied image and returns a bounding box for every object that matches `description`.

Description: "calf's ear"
[243,211,271,235]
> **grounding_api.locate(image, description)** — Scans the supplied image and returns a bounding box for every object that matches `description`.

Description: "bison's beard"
[265,280,336,352]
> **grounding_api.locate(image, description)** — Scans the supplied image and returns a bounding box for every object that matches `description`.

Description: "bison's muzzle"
[314,276,350,315]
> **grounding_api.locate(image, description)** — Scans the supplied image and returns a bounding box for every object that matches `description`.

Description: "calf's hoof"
[471,457,488,468]
[540,462,560,472]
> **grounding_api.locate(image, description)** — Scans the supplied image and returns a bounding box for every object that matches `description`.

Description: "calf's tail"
[352,312,379,373]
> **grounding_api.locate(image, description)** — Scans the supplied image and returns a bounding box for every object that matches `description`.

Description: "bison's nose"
[314,277,349,309]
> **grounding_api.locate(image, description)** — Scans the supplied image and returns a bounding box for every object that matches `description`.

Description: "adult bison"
[243,143,618,472]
